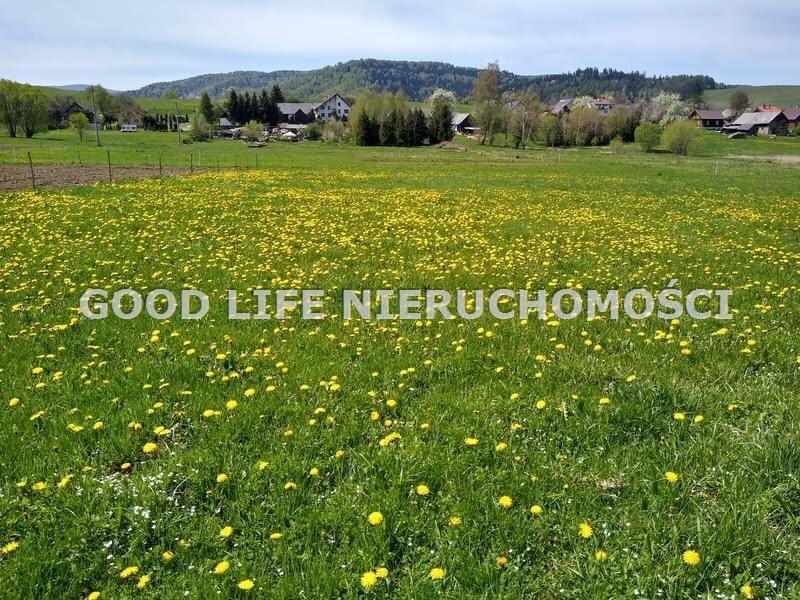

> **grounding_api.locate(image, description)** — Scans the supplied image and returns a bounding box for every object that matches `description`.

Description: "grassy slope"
[34,85,200,113]
[705,85,800,109]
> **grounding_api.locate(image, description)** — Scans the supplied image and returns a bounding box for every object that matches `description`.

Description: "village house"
[451,112,474,134]
[314,93,350,121]
[688,109,725,129]
[278,103,316,124]
[784,107,800,130]
[550,98,573,116]
[591,98,612,114]
[725,111,789,136]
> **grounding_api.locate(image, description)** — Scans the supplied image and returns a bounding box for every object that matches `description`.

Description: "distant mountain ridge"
[126,59,721,103]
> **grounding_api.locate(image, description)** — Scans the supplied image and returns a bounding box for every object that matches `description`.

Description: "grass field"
[705,85,800,110]
[3,128,800,173]
[1,138,800,599]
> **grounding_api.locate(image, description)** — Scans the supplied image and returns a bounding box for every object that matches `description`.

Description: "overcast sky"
[1,0,798,90]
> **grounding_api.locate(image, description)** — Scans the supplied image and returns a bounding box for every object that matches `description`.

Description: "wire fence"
[1,149,268,191]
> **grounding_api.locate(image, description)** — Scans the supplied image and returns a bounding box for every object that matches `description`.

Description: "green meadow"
[1,133,800,599]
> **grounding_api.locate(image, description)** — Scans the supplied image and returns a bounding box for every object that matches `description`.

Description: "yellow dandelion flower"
[1,541,19,554]
[681,549,700,567]
[595,549,608,561]
[578,522,593,539]
[119,566,139,579]
[219,525,234,538]
[367,511,384,526]
[530,504,544,516]
[269,532,283,540]
[142,442,158,454]
[237,579,254,591]
[375,567,389,578]
[498,495,513,509]
[449,516,462,527]
[162,551,174,562]
[216,473,228,483]
[136,575,150,589]
[213,560,230,574]
[665,471,679,484]
[429,567,446,580]
[360,571,378,589]
[415,484,430,496]
[740,584,755,599]
[682,549,701,566]
[464,436,479,446]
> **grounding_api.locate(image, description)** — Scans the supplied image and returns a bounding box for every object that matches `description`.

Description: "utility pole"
[175,101,182,143]
[90,86,101,146]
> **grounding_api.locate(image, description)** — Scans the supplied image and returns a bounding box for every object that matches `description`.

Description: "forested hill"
[128,59,720,102]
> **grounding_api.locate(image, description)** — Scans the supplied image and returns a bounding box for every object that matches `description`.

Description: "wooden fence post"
[107,150,112,182]
[159,156,163,177]
[190,153,193,174]
[27,152,35,189]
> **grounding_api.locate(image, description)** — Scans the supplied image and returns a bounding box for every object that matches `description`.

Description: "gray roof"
[692,110,724,120]
[452,112,471,125]
[731,111,785,126]
[278,102,315,115]
[551,98,573,112]
[784,108,800,121]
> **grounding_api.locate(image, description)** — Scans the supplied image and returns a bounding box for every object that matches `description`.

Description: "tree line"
[220,85,288,126]
[349,90,453,147]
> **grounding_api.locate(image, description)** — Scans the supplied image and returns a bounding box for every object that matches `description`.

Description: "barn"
[688,109,725,129]
[725,111,789,136]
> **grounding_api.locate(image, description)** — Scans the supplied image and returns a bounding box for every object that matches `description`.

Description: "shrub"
[609,136,625,154]
[242,120,263,142]
[634,122,662,153]
[304,121,324,141]
[663,120,703,155]
[189,112,210,142]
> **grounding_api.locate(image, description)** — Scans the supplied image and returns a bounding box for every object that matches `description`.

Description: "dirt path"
[0,164,206,192]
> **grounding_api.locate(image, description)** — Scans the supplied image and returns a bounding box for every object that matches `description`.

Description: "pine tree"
[270,85,285,104]
[199,92,215,124]
[406,108,428,146]
[429,96,454,144]
[266,98,281,126]
[258,90,270,123]
[227,90,241,124]
[353,111,378,146]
